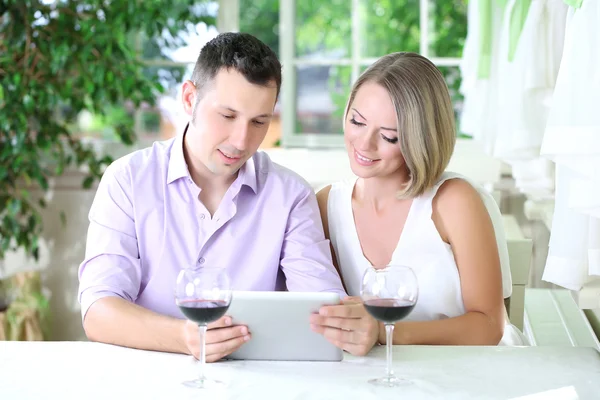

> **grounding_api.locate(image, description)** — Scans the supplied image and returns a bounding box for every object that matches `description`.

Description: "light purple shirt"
[78,129,346,319]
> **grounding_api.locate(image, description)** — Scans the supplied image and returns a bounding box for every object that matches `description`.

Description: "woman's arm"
[381,179,505,345]
[312,186,380,355]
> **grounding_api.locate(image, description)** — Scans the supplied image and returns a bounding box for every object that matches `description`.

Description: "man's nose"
[229,123,250,151]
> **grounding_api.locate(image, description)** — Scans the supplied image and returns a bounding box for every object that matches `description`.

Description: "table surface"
[1,341,599,400]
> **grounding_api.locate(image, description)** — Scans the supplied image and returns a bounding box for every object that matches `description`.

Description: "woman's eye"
[350,117,365,126]
[381,134,398,144]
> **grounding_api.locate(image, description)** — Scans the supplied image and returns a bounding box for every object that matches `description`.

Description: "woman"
[309,52,526,356]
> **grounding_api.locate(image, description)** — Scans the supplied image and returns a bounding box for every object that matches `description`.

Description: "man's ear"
[181,80,197,117]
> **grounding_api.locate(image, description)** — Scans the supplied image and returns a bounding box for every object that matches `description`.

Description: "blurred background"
[34,0,468,148]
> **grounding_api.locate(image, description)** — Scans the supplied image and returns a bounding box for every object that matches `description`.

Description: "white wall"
[264,138,504,191]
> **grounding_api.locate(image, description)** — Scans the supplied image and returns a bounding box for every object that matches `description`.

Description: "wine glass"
[175,267,232,389]
[361,265,418,387]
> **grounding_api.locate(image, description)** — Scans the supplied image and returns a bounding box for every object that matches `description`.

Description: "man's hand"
[183,316,251,362]
[309,296,379,356]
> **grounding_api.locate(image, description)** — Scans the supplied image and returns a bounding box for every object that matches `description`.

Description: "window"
[73,0,467,148]
[134,2,219,142]
[276,0,467,147]
[69,2,219,144]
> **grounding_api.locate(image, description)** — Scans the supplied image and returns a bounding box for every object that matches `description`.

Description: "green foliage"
[0,0,215,261]
[240,0,280,57]
[240,0,467,133]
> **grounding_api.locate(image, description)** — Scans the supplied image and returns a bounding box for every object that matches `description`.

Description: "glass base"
[368,375,412,387]
[182,377,225,389]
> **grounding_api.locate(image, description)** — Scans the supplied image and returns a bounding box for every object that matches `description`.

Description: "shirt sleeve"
[78,164,142,320]
[279,187,347,298]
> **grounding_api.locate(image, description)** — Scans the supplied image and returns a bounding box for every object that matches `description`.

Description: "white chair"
[473,178,532,332]
[502,215,533,332]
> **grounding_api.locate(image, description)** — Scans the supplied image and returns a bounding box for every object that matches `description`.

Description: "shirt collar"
[166,123,190,185]
[237,154,258,194]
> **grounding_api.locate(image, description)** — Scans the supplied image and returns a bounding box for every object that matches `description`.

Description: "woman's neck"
[355,169,411,212]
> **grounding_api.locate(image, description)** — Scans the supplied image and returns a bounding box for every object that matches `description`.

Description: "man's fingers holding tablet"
[205,325,250,344]
[205,335,251,362]
[183,320,251,362]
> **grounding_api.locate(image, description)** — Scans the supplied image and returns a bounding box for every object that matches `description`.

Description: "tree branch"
[24,9,31,76]
[28,51,42,75]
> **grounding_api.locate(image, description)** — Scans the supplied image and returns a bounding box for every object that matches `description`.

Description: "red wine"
[178,300,229,324]
[364,299,415,323]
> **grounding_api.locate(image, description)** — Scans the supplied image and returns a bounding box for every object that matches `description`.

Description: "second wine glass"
[361,264,418,387]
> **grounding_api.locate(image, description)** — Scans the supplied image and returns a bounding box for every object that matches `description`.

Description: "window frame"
[128,0,234,144]
[279,0,462,148]
[66,0,228,149]
[108,0,465,148]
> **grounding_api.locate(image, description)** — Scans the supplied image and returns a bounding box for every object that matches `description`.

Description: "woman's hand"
[310,296,380,356]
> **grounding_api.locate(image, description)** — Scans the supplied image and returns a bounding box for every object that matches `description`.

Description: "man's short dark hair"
[191,32,282,99]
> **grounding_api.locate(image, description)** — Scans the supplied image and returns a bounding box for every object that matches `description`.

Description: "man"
[78,32,345,362]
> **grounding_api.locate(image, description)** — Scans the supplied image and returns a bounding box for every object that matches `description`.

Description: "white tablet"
[225,291,343,361]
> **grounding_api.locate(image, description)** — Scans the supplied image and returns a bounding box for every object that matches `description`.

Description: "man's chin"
[208,159,245,176]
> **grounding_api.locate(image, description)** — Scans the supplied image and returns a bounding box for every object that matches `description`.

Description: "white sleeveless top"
[327,172,526,345]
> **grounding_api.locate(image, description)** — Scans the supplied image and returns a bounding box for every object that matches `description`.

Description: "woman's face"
[344,82,406,179]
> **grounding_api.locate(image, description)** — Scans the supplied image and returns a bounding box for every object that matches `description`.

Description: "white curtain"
[540,1,600,290]
[493,0,567,200]
[459,0,505,155]
[460,0,600,290]
[460,0,569,199]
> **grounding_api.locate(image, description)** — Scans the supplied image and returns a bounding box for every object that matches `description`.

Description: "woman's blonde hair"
[344,52,456,198]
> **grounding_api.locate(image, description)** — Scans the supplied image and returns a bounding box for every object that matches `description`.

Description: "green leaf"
[0,0,218,261]
[36,175,49,191]
[82,176,95,189]
[22,94,34,112]
[1,237,10,254]
[9,198,22,215]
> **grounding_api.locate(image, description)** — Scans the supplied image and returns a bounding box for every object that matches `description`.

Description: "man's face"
[182,68,278,177]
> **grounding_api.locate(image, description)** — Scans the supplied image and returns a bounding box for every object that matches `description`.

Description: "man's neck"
[196,176,238,217]
[190,165,239,217]
[182,132,237,190]
[182,142,239,217]
[189,166,237,193]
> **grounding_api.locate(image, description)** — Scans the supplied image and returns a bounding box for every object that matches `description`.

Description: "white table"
[1,342,599,400]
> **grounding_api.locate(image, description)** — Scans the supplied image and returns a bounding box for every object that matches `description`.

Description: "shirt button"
[199,214,206,220]
[198,257,205,265]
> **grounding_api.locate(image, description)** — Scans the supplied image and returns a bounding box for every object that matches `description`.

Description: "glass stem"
[385,323,394,379]
[198,324,207,382]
